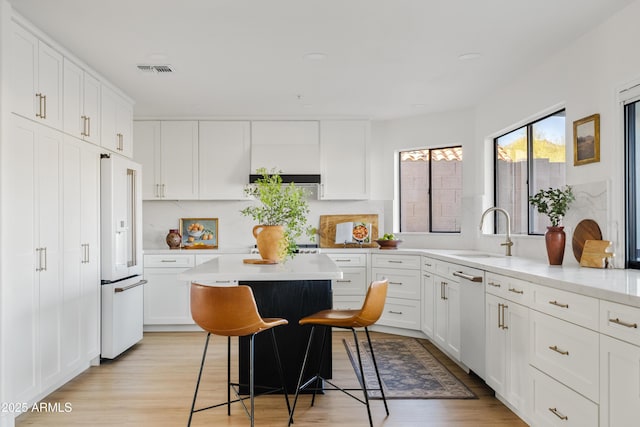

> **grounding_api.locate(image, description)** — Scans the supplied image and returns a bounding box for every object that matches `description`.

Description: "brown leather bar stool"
[288,280,389,427]
[188,283,290,427]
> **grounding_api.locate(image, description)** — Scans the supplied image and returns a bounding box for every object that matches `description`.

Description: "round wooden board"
[572,219,602,262]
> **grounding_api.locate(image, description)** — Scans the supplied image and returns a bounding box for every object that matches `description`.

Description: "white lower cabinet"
[372,254,421,330]
[421,267,435,338]
[530,367,598,427]
[434,275,460,361]
[485,293,529,421]
[143,254,195,326]
[326,253,368,310]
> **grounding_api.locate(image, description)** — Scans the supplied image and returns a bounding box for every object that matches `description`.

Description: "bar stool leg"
[288,325,316,427]
[250,334,255,427]
[365,327,389,415]
[310,326,329,407]
[351,328,374,427]
[188,332,211,427]
[227,336,231,416]
[270,328,291,415]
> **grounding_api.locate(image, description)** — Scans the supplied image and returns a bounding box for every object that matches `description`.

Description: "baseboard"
[143,324,202,332]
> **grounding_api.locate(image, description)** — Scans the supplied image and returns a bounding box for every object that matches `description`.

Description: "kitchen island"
[178,254,343,393]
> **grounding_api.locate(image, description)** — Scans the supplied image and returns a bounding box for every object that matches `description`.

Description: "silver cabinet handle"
[35,248,43,271]
[335,279,352,283]
[424,263,432,267]
[487,281,501,288]
[453,271,483,282]
[215,280,231,284]
[335,259,352,262]
[441,281,448,300]
[41,247,47,271]
[548,407,568,420]
[161,184,166,198]
[508,287,524,294]
[42,94,47,119]
[389,281,403,285]
[388,310,403,315]
[87,116,91,137]
[81,115,88,136]
[388,260,403,263]
[501,303,508,329]
[549,345,569,356]
[609,317,638,328]
[160,259,177,263]
[549,300,569,309]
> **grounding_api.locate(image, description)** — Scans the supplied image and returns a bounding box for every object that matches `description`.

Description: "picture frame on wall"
[179,218,218,249]
[573,113,600,166]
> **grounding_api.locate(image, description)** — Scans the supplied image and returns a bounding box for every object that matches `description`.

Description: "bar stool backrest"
[190,284,267,336]
[352,280,388,327]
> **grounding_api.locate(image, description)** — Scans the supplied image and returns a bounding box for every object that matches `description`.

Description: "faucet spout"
[479,207,513,256]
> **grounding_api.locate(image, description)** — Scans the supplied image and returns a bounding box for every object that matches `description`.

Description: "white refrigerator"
[100,154,145,359]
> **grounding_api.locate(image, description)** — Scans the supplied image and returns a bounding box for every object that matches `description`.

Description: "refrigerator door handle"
[127,168,138,268]
[114,279,147,293]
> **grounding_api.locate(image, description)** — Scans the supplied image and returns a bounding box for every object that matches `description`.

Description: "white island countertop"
[177,253,343,283]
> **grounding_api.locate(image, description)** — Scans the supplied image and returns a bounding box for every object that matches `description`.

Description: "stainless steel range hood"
[249,174,321,199]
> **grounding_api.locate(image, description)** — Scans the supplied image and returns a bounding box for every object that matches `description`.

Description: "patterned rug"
[342,336,476,400]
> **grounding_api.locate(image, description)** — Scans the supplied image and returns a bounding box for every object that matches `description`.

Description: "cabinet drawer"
[372,254,420,269]
[600,300,640,346]
[333,295,365,310]
[377,297,421,330]
[144,254,194,268]
[485,272,532,305]
[530,310,599,402]
[326,253,367,267]
[333,268,367,296]
[372,268,420,300]
[531,284,599,330]
[530,367,598,427]
[422,256,437,274]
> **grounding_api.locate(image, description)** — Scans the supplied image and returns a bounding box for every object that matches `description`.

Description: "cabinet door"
[10,22,38,120]
[143,268,193,324]
[133,121,161,199]
[160,121,199,199]
[434,277,448,351]
[250,121,319,173]
[116,97,133,158]
[83,72,101,145]
[320,120,369,200]
[37,41,63,129]
[63,59,84,138]
[485,293,507,395]
[600,335,640,427]
[199,121,250,199]
[445,280,461,361]
[100,85,118,152]
[505,301,530,417]
[421,271,435,338]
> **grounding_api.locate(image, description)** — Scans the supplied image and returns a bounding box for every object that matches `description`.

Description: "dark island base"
[238,279,333,395]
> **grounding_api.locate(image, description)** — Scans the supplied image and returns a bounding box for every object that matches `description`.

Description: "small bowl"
[188,229,204,238]
[375,239,403,249]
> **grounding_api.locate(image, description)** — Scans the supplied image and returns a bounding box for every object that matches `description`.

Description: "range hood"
[249,174,321,184]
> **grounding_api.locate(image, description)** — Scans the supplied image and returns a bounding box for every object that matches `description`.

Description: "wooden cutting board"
[572,219,602,262]
[580,239,612,268]
[319,214,379,248]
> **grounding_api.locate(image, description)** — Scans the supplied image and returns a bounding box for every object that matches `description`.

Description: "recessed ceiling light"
[458,52,481,61]
[304,52,327,60]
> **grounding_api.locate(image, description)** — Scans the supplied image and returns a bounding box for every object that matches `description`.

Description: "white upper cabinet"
[199,121,250,200]
[250,121,319,173]
[11,21,63,130]
[133,121,161,200]
[320,120,370,199]
[63,59,101,145]
[101,85,133,158]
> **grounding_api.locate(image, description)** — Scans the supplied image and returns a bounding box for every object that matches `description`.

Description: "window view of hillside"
[495,110,566,235]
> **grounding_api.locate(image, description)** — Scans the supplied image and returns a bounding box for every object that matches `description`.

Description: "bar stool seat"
[288,279,389,427]
[188,283,290,427]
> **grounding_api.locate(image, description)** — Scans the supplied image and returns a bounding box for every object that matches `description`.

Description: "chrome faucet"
[479,207,513,256]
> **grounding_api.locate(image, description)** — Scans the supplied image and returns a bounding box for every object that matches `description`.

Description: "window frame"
[398,144,462,234]
[625,100,640,269]
[493,108,566,236]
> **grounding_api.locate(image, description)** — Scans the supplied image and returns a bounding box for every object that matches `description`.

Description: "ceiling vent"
[136,64,174,74]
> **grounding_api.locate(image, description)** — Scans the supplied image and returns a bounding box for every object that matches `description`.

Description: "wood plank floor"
[16,331,527,426]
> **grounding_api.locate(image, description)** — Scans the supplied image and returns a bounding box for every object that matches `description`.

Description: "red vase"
[545,226,566,265]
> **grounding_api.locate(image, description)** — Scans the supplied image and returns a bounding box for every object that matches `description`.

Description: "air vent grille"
[136,64,174,73]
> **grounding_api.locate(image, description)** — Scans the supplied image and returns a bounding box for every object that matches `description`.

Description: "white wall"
[371,0,640,265]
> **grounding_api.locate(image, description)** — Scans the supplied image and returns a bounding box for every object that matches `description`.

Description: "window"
[494,110,566,235]
[625,100,640,269]
[399,146,462,233]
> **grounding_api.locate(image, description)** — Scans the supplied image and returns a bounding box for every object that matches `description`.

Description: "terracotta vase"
[253,225,287,262]
[545,226,566,265]
[166,229,182,249]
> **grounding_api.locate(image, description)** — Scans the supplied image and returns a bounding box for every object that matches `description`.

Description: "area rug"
[342,336,476,400]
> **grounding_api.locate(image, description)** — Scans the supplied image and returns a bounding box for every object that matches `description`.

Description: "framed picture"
[179,218,218,249]
[573,113,600,166]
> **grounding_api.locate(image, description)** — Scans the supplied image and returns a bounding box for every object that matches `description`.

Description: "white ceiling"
[9,0,634,120]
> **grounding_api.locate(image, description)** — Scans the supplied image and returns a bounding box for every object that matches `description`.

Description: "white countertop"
[176,253,343,283]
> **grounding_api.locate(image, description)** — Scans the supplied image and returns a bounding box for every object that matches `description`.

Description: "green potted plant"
[529,185,575,265]
[241,167,312,261]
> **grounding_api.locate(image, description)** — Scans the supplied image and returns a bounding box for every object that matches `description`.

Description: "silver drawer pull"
[424,263,432,267]
[335,259,351,262]
[423,274,431,278]
[215,280,231,284]
[609,317,638,328]
[453,271,483,282]
[549,300,569,309]
[548,407,568,421]
[161,259,178,263]
[549,345,569,356]
[388,310,403,315]
[388,260,403,263]
[389,281,403,285]
[508,287,524,294]
[336,280,352,283]
[488,281,501,287]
